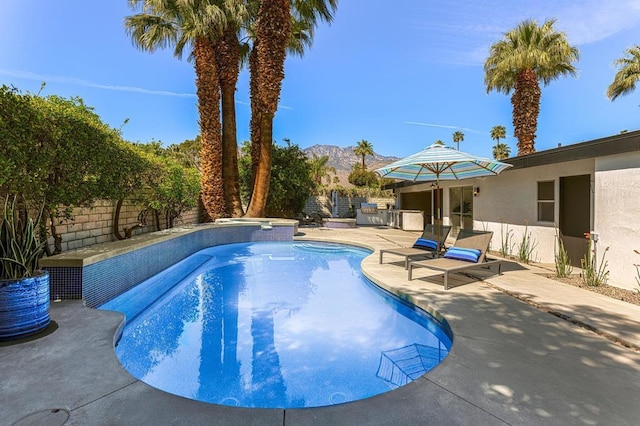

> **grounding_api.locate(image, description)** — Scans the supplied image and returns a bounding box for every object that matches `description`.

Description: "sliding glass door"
[449,186,473,237]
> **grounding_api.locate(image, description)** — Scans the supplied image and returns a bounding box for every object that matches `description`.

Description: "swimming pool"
[100,241,452,408]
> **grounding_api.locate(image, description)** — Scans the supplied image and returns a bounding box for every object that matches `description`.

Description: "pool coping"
[40,219,298,305]
[40,219,298,268]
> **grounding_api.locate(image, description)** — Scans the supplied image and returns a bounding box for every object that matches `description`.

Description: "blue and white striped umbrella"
[375,143,512,183]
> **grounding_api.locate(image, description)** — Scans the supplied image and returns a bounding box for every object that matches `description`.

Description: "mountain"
[302,144,400,187]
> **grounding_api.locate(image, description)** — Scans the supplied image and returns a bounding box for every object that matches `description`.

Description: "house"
[389,130,640,290]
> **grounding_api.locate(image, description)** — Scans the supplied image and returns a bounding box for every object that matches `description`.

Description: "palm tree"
[354,139,374,170]
[248,6,317,189]
[490,125,506,145]
[434,140,445,146]
[452,131,464,150]
[244,0,291,217]
[245,0,337,217]
[125,0,228,219]
[484,19,579,156]
[490,125,509,159]
[607,45,640,101]
[308,154,336,185]
[492,142,511,160]
[215,3,248,218]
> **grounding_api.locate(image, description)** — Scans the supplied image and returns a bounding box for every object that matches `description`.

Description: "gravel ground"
[490,250,640,307]
[542,274,640,306]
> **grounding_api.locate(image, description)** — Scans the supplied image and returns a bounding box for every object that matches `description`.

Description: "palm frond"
[484,18,578,94]
[607,45,640,101]
[124,14,179,52]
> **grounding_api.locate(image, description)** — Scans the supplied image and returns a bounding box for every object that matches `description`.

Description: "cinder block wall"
[304,196,332,217]
[49,194,394,252]
[46,200,199,252]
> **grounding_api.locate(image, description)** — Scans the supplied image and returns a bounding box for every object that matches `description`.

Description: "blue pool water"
[100,241,452,408]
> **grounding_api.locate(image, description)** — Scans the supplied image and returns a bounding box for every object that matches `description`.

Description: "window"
[537,181,554,222]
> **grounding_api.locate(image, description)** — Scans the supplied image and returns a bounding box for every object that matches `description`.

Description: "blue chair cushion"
[443,247,482,263]
[412,238,438,251]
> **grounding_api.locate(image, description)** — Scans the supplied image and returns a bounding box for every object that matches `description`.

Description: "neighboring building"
[388,130,640,290]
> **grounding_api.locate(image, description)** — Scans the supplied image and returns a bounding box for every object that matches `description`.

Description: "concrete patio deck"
[2,225,640,425]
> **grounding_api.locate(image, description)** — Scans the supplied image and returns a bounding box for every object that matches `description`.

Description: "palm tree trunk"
[216,27,244,217]
[512,68,540,156]
[195,36,226,219]
[246,113,274,217]
[249,43,262,189]
[245,0,291,217]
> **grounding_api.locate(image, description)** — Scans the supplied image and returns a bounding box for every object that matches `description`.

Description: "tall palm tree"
[248,6,316,189]
[452,131,464,150]
[490,125,509,159]
[245,0,337,217]
[490,125,506,145]
[354,139,374,170]
[244,0,291,218]
[125,0,228,219]
[492,142,511,160]
[215,3,248,218]
[607,45,640,101]
[484,19,579,156]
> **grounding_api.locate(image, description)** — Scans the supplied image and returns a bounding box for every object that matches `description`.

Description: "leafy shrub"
[554,229,573,278]
[516,224,538,263]
[499,221,514,257]
[239,140,315,218]
[580,233,609,286]
[348,168,378,187]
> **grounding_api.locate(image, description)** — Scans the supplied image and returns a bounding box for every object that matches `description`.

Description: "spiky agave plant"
[0,196,46,280]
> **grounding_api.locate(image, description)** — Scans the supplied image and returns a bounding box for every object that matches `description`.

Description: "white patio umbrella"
[375,143,512,242]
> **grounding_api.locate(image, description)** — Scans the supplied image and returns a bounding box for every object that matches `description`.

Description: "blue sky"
[2,1,640,158]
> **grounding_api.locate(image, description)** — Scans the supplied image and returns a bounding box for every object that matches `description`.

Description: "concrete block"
[76,230,91,240]
[67,240,82,250]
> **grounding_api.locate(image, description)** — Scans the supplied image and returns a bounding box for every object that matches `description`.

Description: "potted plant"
[0,196,50,340]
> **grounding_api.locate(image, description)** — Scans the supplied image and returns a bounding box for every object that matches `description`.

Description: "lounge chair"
[407,229,502,289]
[379,224,452,269]
[297,212,316,227]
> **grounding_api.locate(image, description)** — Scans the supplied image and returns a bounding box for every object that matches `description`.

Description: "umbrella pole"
[436,180,441,256]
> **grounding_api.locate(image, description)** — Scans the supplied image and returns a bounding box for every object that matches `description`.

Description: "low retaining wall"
[40,220,298,308]
[43,199,199,253]
[322,218,357,228]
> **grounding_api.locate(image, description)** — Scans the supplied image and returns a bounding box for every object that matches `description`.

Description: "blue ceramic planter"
[0,271,50,340]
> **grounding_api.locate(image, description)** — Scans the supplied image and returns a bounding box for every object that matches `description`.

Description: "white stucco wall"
[594,152,640,290]
[395,158,595,267]
[473,159,594,264]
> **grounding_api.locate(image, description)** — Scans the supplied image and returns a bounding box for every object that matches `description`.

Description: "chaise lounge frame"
[407,229,503,290]
[379,224,452,269]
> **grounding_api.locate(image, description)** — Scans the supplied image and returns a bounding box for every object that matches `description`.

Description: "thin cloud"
[411,0,640,66]
[540,1,640,45]
[235,98,292,110]
[0,68,196,98]
[404,121,484,134]
[1,67,295,110]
